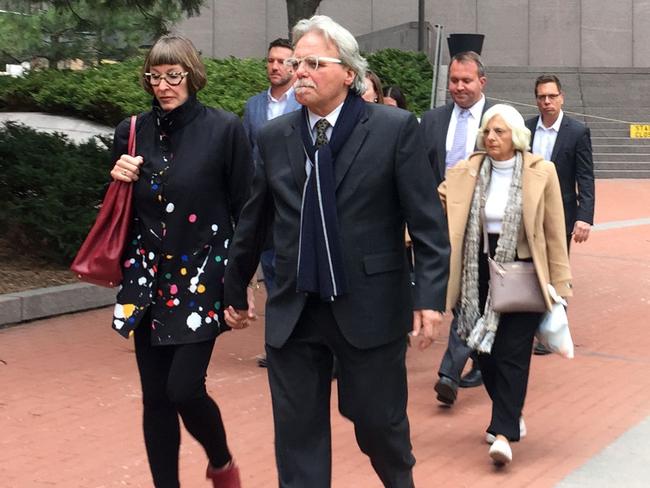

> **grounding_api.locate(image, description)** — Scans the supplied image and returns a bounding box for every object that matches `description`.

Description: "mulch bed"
[0,237,78,294]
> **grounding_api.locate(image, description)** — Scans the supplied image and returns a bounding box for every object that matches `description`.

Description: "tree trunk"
[286,0,322,39]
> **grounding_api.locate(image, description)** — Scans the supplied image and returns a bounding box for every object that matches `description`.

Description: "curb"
[0,283,116,327]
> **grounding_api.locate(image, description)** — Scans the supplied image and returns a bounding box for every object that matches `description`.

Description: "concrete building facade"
[176,0,650,67]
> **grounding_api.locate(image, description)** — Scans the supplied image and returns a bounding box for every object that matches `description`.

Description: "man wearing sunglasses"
[224,15,449,488]
[526,74,595,355]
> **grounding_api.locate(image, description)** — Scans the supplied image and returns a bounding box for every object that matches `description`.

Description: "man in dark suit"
[419,51,491,406]
[526,73,595,355]
[224,15,450,488]
[242,37,301,367]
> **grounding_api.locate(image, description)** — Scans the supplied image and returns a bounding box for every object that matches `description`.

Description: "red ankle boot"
[206,460,241,488]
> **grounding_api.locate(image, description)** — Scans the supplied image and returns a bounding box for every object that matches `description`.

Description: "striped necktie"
[446,109,470,169]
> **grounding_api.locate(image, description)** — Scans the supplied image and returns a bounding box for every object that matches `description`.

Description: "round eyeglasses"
[144,71,189,86]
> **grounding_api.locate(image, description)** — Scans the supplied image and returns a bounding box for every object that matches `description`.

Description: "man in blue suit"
[243,38,301,367]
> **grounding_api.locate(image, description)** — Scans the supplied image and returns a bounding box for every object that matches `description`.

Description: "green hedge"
[366,49,433,115]
[0,122,112,264]
[0,50,434,264]
[0,49,433,125]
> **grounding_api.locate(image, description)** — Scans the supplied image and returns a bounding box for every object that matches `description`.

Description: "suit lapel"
[334,115,369,190]
[284,115,307,192]
[436,104,453,182]
[550,118,570,162]
[527,116,539,147]
[256,95,269,128]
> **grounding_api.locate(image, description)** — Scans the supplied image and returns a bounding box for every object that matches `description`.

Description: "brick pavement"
[1,179,649,487]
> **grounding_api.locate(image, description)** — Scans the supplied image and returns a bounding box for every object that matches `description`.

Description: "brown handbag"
[70,115,137,287]
[488,258,547,313]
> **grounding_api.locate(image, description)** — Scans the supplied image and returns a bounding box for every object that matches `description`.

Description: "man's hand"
[224,284,258,329]
[411,309,443,350]
[572,220,591,243]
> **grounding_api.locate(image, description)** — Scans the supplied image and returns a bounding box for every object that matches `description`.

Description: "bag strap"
[127,115,137,157]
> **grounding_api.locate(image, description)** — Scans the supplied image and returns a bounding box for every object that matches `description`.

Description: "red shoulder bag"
[70,115,137,287]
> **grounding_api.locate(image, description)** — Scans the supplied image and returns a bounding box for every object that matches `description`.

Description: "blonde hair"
[141,35,207,95]
[476,103,531,152]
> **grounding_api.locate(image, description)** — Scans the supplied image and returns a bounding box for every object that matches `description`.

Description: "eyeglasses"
[144,71,189,86]
[283,56,342,72]
[536,93,561,102]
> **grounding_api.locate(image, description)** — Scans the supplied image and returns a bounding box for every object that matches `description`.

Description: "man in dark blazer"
[224,15,449,488]
[419,51,492,406]
[242,37,301,367]
[526,73,595,354]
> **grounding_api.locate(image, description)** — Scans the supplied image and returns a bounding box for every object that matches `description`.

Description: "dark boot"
[434,376,458,405]
[533,341,552,355]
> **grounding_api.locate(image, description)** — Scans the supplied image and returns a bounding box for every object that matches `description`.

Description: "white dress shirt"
[532,110,564,162]
[445,95,486,160]
[267,86,295,121]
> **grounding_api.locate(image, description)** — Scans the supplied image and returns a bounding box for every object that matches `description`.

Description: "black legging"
[134,318,231,488]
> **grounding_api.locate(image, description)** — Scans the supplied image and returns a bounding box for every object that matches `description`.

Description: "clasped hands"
[224,286,257,329]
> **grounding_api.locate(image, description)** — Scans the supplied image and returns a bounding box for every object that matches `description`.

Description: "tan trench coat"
[439,151,572,312]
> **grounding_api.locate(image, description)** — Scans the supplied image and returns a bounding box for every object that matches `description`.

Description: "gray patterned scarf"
[456,152,524,353]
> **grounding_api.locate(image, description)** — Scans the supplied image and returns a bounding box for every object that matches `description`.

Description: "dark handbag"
[70,115,137,287]
[488,258,547,313]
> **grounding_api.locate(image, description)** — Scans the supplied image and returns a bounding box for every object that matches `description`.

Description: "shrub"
[366,49,433,115]
[0,49,435,125]
[0,50,436,265]
[0,57,269,125]
[0,122,112,264]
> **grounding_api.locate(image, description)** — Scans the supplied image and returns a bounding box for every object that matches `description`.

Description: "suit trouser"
[437,315,476,383]
[260,248,276,291]
[476,234,543,441]
[266,297,415,488]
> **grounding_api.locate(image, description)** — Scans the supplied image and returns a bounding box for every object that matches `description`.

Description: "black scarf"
[296,92,366,301]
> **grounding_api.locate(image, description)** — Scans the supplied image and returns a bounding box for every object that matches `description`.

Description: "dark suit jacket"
[224,103,450,350]
[526,114,595,234]
[419,99,492,187]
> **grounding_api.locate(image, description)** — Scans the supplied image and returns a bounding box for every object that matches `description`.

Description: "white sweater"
[484,156,516,233]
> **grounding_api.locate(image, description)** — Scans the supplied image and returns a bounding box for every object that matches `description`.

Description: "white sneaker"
[485,417,526,444]
[489,438,512,465]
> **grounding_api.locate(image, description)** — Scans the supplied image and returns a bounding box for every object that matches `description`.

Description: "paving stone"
[0,180,649,487]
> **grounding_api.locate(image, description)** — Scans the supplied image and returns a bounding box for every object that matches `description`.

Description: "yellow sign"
[630,124,650,138]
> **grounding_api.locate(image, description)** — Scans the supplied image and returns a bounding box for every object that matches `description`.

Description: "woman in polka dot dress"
[109,35,254,488]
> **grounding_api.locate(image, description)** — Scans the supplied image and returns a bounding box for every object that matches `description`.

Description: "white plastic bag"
[535,284,574,359]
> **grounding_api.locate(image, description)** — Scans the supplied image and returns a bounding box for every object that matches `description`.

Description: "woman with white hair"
[438,103,572,465]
